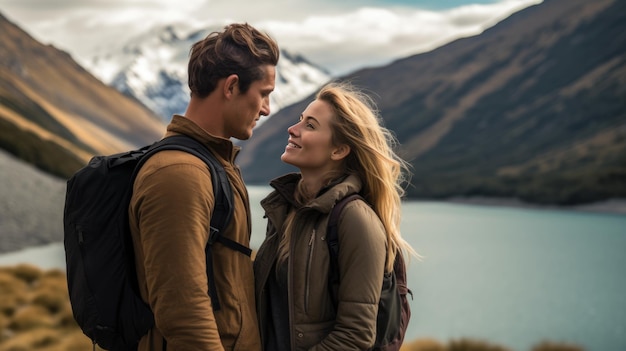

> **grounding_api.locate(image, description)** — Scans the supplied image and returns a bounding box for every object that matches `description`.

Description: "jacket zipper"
[288,225,296,351]
[304,228,316,313]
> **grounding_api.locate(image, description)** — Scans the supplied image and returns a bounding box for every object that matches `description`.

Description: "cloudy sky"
[1,0,542,75]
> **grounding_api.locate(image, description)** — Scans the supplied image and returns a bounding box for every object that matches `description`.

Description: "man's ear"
[223,74,239,98]
[331,144,351,161]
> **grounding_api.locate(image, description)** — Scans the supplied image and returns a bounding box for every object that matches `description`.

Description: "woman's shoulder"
[337,197,385,239]
[342,196,376,216]
[333,196,387,264]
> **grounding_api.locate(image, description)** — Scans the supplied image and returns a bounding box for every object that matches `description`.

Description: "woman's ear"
[223,74,239,98]
[331,144,351,161]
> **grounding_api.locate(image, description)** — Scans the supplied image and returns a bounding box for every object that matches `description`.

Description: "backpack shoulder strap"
[326,193,365,307]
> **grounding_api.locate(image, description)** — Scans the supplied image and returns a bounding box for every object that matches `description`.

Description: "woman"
[254,82,415,350]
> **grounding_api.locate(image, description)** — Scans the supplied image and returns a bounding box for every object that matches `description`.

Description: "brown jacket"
[129,115,261,351]
[254,173,387,350]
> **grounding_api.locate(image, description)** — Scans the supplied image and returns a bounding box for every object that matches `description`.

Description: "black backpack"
[326,193,412,351]
[63,134,251,351]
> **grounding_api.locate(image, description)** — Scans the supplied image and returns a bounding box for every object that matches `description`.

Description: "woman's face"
[281,99,343,173]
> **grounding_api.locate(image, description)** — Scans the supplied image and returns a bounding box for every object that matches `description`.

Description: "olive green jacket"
[254,173,387,350]
[129,115,261,351]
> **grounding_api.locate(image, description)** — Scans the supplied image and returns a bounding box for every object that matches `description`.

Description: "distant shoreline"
[1,196,623,265]
[443,196,626,216]
[249,185,626,216]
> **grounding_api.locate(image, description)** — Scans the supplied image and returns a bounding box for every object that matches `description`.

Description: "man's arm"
[135,158,224,350]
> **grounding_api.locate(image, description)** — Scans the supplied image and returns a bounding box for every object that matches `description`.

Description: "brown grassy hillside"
[0,12,165,179]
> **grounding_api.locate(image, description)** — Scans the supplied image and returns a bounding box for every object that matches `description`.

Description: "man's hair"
[188,23,280,98]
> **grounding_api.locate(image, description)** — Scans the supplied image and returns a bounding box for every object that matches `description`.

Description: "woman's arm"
[313,200,387,351]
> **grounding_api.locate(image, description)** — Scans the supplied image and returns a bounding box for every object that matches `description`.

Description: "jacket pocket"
[294,320,334,350]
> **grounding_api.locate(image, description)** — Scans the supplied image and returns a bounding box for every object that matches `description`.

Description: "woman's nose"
[287,123,298,135]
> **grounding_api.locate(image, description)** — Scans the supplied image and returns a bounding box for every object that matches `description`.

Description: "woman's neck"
[299,169,345,200]
[298,177,324,200]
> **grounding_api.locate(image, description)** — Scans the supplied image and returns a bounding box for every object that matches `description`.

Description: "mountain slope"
[237,0,626,205]
[87,24,331,122]
[0,149,64,253]
[0,12,165,179]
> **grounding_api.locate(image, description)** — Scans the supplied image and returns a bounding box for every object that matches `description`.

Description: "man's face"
[225,65,276,140]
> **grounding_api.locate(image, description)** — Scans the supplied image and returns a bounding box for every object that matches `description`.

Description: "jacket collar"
[164,114,240,163]
[265,173,363,215]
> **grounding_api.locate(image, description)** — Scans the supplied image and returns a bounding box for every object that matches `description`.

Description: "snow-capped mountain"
[86,24,332,123]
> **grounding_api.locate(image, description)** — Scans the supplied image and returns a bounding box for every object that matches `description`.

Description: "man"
[128,23,279,351]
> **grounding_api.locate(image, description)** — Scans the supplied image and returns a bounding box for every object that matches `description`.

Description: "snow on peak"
[85,23,332,122]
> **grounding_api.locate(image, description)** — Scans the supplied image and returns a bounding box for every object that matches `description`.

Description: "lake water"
[2,185,625,351]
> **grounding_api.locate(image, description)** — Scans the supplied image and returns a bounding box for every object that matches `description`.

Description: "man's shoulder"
[145,148,209,169]
[135,149,214,189]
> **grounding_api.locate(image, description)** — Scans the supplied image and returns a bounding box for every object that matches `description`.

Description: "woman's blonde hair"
[276,82,416,271]
[317,81,416,270]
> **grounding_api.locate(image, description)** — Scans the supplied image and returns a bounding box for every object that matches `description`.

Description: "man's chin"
[232,129,253,141]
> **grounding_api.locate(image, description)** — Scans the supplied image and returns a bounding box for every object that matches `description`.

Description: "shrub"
[8,305,56,331]
[56,330,99,351]
[0,313,9,341]
[0,328,59,351]
[448,338,512,351]
[401,338,446,351]
[30,290,67,315]
[55,304,77,329]
[30,273,69,315]
[10,265,42,285]
[531,341,585,351]
[0,272,28,316]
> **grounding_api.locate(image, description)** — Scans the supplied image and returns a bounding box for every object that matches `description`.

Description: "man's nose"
[260,97,270,116]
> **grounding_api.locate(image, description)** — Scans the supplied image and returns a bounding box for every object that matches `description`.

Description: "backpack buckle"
[208,227,220,245]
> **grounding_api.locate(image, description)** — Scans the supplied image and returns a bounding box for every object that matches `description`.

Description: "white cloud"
[1,0,542,75]
[253,0,542,74]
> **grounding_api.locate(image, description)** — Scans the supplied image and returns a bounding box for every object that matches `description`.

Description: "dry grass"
[448,338,513,351]
[401,338,586,351]
[531,341,585,351]
[401,338,447,351]
[0,264,101,351]
[400,338,587,351]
